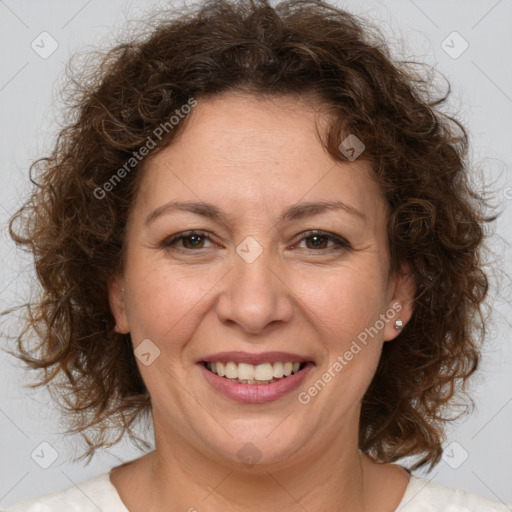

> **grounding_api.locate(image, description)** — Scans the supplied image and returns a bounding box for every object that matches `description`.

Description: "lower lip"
[199,362,314,404]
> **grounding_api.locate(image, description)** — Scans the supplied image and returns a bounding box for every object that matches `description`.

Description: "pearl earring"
[394,319,403,331]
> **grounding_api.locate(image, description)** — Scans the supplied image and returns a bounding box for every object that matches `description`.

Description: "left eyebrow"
[279,200,366,222]
[144,199,366,226]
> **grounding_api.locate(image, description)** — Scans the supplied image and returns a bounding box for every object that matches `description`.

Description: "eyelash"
[162,230,351,253]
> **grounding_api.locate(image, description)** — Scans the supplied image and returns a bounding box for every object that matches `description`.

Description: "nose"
[216,250,294,335]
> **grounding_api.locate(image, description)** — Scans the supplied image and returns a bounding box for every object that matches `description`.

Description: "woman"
[3,0,508,510]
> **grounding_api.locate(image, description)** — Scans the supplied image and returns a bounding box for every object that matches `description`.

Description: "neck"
[147,427,368,511]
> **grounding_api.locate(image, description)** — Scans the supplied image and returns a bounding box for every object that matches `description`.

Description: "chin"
[199,420,308,470]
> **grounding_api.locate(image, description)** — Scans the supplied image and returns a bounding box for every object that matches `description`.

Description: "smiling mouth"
[202,361,308,384]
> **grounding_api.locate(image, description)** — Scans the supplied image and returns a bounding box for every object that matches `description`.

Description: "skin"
[108,93,415,512]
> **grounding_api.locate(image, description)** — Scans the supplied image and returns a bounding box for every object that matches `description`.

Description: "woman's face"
[109,93,414,468]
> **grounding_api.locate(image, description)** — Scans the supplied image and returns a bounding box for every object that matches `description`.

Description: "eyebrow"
[145,199,366,226]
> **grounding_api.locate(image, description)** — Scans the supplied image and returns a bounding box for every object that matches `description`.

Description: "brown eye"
[163,231,214,250]
[304,234,330,249]
[294,231,351,251]
[182,233,205,249]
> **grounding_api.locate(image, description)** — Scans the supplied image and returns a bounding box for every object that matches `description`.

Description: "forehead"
[133,93,387,225]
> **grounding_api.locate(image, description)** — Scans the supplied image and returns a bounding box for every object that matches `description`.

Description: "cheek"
[294,269,388,418]
[124,259,221,347]
[297,265,389,344]
[123,265,219,408]
[296,265,389,396]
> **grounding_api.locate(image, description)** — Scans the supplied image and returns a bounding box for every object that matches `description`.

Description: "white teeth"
[237,363,255,381]
[205,360,305,383]
[254,363,274,381]
[273,361,284,378]
[216,362,225,377]
[225,361,238,379]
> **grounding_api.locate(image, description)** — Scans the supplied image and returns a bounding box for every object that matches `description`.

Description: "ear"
[383,264,416,342]
[108,274,130,334]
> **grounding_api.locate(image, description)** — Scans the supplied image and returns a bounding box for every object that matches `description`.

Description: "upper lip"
[200,351,313,365]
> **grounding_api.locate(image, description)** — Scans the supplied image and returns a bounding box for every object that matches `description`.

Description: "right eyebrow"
[145,201,224,226]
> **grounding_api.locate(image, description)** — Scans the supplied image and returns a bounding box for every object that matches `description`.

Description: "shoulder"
[3,472,128,512]
[396,476,511,512]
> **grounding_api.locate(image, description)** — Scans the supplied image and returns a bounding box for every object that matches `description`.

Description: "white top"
[4,472,510,511]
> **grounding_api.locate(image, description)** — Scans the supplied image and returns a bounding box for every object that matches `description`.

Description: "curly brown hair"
[4,0,491,469]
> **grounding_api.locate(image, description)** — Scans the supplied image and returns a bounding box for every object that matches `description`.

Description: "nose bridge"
[216,242,293,333]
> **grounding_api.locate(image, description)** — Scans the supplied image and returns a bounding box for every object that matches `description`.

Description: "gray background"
[1,0,511,508]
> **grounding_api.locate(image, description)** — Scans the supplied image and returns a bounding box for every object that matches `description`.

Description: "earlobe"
[108,275,130,334]
[384,265,416,342]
